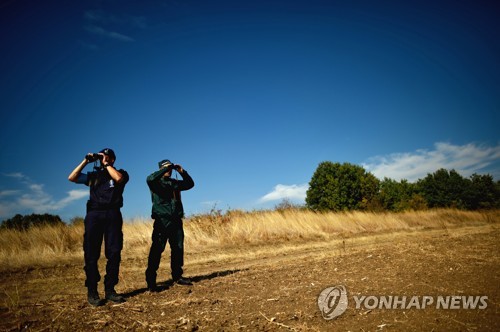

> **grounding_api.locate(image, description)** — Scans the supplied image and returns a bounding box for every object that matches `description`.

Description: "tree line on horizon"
[306,162,500,212]
[0,213,65,231]
[2,162,499,230]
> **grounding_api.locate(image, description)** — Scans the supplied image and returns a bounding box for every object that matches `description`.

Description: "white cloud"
[84,10,147,29]
[3,172,26,179]
[85,25,135,42]
[51,190,89,210]
[82,9,145,44]
[201,200,222,207]
[79,40,99,51]
[362,142,500,182]
[0,190,20,197]
[0,174,88,218]
[259,184,308,203]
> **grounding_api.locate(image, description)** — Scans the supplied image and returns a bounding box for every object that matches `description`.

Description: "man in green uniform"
[145,159,195,291]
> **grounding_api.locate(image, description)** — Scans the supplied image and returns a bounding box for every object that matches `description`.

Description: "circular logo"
[318,285,348,320]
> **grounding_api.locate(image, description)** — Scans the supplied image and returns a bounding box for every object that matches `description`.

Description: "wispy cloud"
[4,172,25,179]
[258,142,499,206]
[85,25,135,42]
[0,173,88,219]
[82,9,147,44]
[78,40,99,51]
[259,184,308,203]
[201,200,222,207]
[0,190,20,197]
[362,142,500,182]
[84,10,147,29]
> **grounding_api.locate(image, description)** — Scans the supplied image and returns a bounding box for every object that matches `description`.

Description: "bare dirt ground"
[1,224,499,331]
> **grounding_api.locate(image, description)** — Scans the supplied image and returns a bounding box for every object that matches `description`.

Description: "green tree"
[378,178,418,211]
[466,174,500,209]
[306,162,379,211]
[407,193,428,210]
[1,213,64,230]
[416,169,470,209]
[1,214,26,230]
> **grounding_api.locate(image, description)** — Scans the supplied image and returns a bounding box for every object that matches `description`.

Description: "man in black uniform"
[145,159,194,291]
[68,148,129,306]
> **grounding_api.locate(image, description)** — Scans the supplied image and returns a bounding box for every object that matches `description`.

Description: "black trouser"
[145,219,184,285]
[83,209,123,290]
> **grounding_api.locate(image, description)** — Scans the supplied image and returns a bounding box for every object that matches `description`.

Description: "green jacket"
[147,168,194,224]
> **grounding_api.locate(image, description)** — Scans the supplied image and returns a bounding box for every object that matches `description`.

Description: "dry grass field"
[1,209,499,331]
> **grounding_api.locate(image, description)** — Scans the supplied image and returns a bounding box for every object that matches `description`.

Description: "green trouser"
[145,219,184,285]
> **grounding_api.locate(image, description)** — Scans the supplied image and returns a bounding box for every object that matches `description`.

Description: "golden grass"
[0,224,83,269]
[183,209,499,247]
[0,209,498,271]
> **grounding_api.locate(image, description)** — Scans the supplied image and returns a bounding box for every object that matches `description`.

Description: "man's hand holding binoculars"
[163,163,184,173]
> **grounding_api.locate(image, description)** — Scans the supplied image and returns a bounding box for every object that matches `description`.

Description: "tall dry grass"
[0,209,498,271]
[183,209,499,246]
[0,224,83,269]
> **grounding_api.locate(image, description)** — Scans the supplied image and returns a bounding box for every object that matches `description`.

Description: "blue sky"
[1,0,499,221]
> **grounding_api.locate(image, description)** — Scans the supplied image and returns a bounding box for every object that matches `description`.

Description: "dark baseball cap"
[100,148,116,160]
[158,159,172,169]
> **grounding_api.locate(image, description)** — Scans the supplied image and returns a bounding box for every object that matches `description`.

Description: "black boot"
[146,271,158,292]
[105,288,126,303]
[174,277,193,286]
[147,282,159,292]
[87,288,104,307]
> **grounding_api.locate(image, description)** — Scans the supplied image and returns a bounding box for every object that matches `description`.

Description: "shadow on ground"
[122,268,247,299]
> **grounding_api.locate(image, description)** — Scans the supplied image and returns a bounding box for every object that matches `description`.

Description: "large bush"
[378,178,415,211]
[417,169,500,209]
[416,169,468,208]
[306,163,498,212]
[466,174,500,209]
[306,162,379,211]
[1,213,64,231]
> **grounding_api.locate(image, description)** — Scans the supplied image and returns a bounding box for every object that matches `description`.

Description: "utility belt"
[87,200,121,212]
[153,216,183,231]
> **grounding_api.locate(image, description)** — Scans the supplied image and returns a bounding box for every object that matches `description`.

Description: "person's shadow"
[122,268,247,299]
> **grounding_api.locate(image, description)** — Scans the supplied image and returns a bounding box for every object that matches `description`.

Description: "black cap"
[100,148,116,160]
[158,159,172,169]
